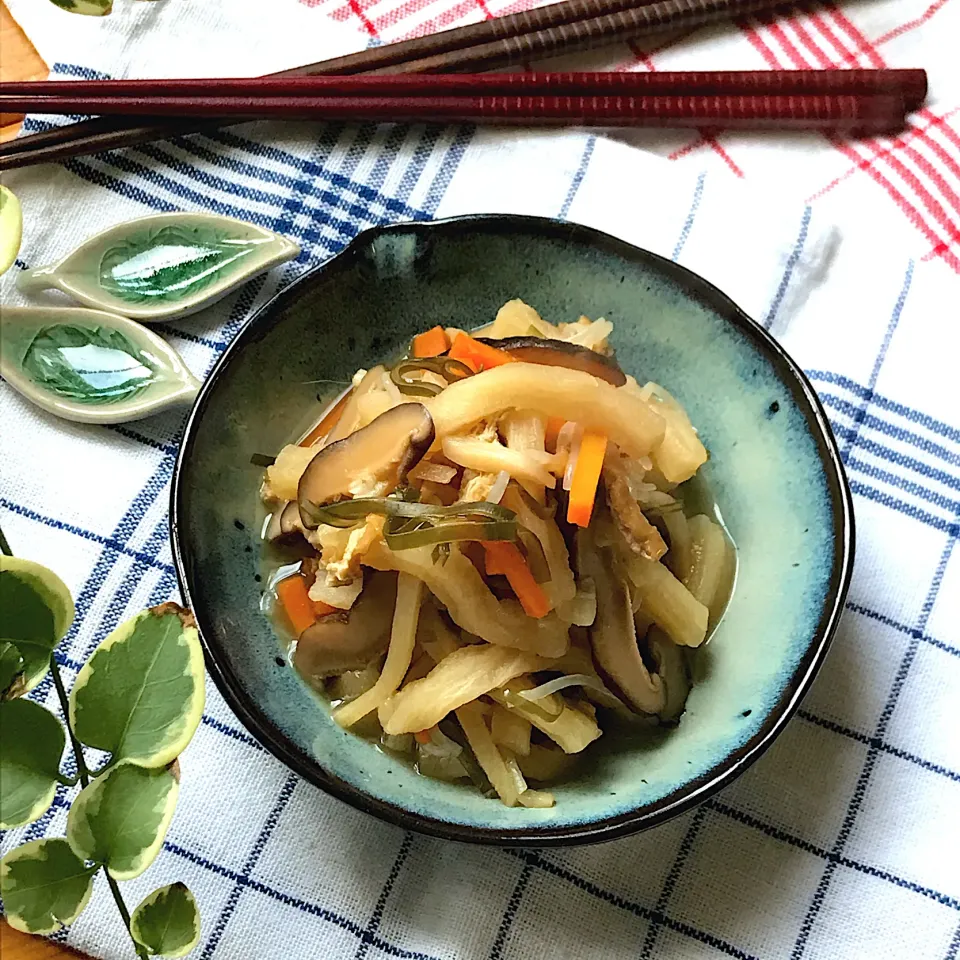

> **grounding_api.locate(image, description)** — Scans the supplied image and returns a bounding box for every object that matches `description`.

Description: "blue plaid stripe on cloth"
[2,2,959,958]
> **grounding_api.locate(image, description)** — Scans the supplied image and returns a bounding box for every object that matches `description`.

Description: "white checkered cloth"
[1,2,959,959]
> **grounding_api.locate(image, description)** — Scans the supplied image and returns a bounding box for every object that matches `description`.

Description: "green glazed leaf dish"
[0,306,200,424]
[172,214,854,846]
[16,212,300,321]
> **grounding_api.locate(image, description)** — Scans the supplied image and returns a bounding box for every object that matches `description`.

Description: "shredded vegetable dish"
[260,300,734,809]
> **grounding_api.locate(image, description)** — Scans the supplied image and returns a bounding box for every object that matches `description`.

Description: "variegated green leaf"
[0,699,65,828]
[0,641,25,698]
[0,557,75,694]
[48,0,113,15]
[70,603,204,767]
[131,882,201,958]
[0,185,22,276]
[0,839,96,935]
[66,762,179,881]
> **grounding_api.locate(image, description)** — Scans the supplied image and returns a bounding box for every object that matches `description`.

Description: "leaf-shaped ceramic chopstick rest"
[16,212,300,321]
[0,306,200,424]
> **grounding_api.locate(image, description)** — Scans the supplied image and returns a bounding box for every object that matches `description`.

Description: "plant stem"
[90,756,118,779]
[4,526,147,959]
[49,655,90,789]
[106,872,147,959]
[49,656,147,959]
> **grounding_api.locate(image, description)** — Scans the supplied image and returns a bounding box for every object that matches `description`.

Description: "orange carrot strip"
[414,728,434,745]
[483,542,550,619]
[300,389,352,448]
[566,429,608,527]
[484,549,507,576]
[448,333,516,373]
[544,416,566,452]
[313,599,337,617]
[276,574,318,635]
[412,326,450,358]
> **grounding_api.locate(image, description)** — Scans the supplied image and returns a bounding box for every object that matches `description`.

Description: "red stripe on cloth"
[832,136,960,271]
[757,18,810,68]
[621,37,745,177]
[925,239,960,269]
[323,5,354,21]
[869,0,951,51]
[344,0,381,37]
[313,0,381,34]
[310,0,482,37]
[739,18,783,69]
[922,233,960,265]
[805,162,858,201]
[823,6,886,69]
[786,17,835,68]
[399,2,485,37]
[923,108,960,154]
[807,109,960,202]
[799,10,854,66]
[667,132,745,177]
[855,117,960,229]
[378,0,531,37]
[740,11,960,272]
[669,135,708,160]
[369,0,481,38]
[908,109,960,183]
[625,39,657,72]
[473,0,495,20]
[844,142,960,264]
[622,29,704,73]
[895,139,960,222]
[485,0,534,15]
[688,0,945,67]
[800,9,960,232]
[704,133,745,178]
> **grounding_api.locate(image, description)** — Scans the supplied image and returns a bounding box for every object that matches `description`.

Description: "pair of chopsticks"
[0,0,926,170]
[0,70,925,129]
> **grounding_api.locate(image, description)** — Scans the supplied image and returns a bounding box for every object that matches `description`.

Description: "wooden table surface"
[0,0,47,141]
[1,922,83,959]
[1,7,82,955]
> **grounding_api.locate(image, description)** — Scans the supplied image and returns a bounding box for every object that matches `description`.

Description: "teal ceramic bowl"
[171,215,854,845]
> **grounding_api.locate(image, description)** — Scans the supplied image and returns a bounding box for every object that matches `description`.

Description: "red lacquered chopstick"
[0,92,905,131]
[0,70,928,108]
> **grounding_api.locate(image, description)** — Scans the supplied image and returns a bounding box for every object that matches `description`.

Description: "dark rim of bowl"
[171,213,855,847]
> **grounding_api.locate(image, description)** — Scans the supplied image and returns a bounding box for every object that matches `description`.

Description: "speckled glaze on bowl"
[171,215,854,846]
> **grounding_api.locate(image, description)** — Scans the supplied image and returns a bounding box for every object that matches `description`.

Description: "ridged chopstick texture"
[0,0,819,169]
[0,92,907,134]
[0,0,926,170]
[2,70,928,103]
[0,70,920,139]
